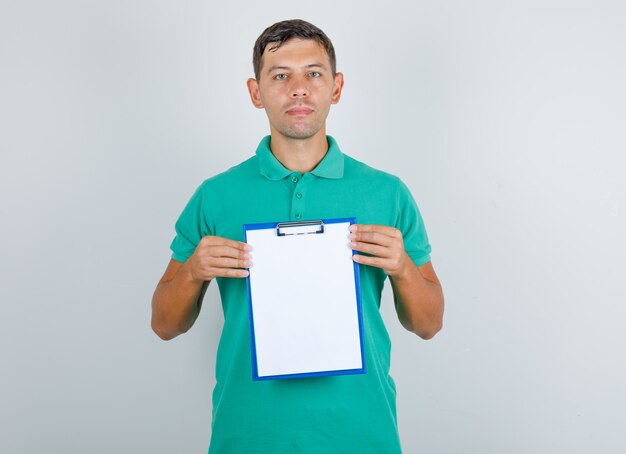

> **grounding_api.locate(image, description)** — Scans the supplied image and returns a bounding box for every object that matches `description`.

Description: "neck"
[268,128,329,173]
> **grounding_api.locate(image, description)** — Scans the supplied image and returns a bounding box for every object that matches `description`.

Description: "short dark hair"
[252,19,337,81]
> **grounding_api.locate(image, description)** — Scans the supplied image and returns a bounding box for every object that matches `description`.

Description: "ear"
[330,72,344,104]
[247,78,264,109]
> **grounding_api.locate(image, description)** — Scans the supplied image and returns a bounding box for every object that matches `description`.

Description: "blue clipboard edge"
[242,217,367,381]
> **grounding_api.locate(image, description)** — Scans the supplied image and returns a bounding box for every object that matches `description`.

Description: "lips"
[286,106,313,115]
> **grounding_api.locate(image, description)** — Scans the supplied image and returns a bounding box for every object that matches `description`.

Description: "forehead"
[262,38,330,69]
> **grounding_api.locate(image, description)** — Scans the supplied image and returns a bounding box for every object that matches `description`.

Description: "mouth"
[286,106,314,116]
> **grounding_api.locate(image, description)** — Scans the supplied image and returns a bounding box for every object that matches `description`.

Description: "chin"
[280,124,323,140]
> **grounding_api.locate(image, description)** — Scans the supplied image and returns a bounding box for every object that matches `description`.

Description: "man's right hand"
[187,236,252,282]
[151,236,251,340]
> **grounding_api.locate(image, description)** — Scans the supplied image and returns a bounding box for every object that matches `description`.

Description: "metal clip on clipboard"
[276,220,325,237]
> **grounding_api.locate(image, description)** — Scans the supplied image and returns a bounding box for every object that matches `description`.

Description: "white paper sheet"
[245,220,364,379]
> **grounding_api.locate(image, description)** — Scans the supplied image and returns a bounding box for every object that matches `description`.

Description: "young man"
[152,19,444,453]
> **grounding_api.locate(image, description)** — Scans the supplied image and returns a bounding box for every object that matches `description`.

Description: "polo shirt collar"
[256,135,345,181]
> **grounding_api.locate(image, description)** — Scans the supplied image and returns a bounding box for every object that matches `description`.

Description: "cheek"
[259,99,283,120]
[259,87,283,105]
[314,83,335,99]
[258,93,275,110]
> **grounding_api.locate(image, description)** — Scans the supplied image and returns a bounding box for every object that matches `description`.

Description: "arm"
[151,236,251,341]
[349,224,444,339]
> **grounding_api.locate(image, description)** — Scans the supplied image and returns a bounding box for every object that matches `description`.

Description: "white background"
[1,1,625,452]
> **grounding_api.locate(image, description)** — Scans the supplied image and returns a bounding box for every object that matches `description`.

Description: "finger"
[210,267,250,278]
[350,230,395,247]
[200,236,252,252]
[350,224,401,238]
[349,241,391,258]
[206,256,252,270]
[352,254,389,269]
[202,244,252,260]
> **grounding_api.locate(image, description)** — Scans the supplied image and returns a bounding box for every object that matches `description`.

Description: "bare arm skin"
[151,236,251,341]
[349,224,444,339]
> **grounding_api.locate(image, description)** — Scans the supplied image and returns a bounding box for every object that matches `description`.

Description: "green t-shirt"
[170,135,432,453]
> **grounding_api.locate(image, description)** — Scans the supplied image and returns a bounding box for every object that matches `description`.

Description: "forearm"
[151,260,208,340]
[389,259,444,339]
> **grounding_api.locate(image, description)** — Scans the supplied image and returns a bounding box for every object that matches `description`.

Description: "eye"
[274,73,288,80]
[309,71,321,77]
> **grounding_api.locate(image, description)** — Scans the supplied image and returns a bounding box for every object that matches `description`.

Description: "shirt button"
[295,213,302,220]
[296,192,303,199]
[292,176,299,183]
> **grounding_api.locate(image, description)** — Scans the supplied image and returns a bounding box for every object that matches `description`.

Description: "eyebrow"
[266,63,327,75]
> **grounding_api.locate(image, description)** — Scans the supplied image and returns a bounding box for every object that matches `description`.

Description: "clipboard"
[243,218,366,381]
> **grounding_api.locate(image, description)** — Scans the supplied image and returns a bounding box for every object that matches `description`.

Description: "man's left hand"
[349,224,410,278]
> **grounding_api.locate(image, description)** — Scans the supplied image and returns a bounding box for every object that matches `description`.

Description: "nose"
[290,76,309,97]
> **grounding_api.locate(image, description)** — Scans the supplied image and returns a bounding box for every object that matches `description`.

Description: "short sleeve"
[395,178,432,267]
[169,183,211,263]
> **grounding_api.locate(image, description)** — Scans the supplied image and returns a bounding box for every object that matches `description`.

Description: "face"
[247,38,344,140]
